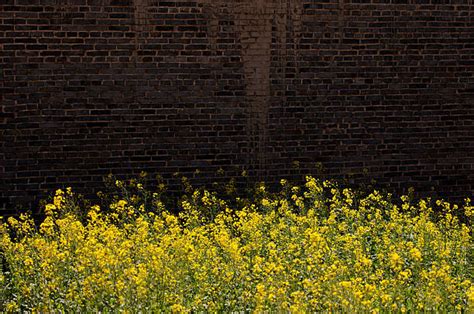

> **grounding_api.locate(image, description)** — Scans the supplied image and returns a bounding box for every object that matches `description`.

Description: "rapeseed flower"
[0,177,472,312]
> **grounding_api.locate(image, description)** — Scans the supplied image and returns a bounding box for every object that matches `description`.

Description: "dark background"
[1,0,473,211]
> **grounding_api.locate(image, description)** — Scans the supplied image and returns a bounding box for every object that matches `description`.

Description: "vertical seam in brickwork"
[275,0,287,145]
[133,0,149,61]
[204,3,219,54]
[235,1,272,179]
[134,0,149,31]
[338,0,345,45]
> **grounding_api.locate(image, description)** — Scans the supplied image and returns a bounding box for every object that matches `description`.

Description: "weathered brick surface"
[1,0,473,210]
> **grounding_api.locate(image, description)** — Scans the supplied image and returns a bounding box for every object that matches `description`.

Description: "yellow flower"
[44,204,57,216]
[410,247,422,262]
[170,303,186,313]
[261,198,271,207]
[0,178,472,312]
[53,189,65,208]
[467,286,474,308]
[389,252,403,271]
[5,301,19,312]
[398,269,411,281]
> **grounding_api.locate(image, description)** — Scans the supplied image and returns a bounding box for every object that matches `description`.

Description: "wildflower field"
[1,175,473,312]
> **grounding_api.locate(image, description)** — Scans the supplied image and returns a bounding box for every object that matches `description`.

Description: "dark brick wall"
[1,0,473,210]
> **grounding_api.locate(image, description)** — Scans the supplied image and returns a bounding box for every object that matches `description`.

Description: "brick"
[0,0,473,211]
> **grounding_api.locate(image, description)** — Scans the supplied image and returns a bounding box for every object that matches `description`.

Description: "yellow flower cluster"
[1,177,473,312]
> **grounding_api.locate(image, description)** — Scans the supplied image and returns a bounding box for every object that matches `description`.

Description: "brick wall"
[1,0,474,210]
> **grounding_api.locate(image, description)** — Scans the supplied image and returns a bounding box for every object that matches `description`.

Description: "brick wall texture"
[1,0,474,209]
